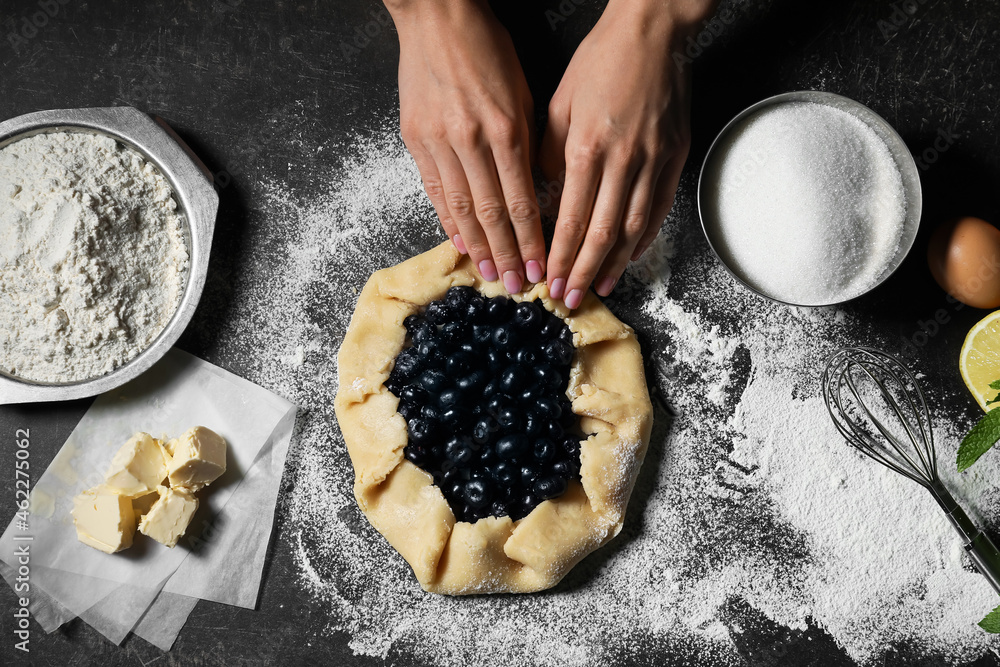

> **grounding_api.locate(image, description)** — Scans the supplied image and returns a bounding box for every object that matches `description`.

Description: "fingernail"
[549,278,566,300]
[503,270,523,294]
[525,260,543,284]
[564,289,584,310]
[478,259,498,282]
[631,245,647,262]
[596,276,617,297]
[453,234,467,254]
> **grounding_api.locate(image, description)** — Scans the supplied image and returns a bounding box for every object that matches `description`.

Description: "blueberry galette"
[335,242,652,594]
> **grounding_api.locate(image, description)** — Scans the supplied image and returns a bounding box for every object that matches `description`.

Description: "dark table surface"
[3,0,1000,665]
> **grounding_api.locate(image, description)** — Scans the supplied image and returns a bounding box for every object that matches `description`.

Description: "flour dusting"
[226,122,1000,665]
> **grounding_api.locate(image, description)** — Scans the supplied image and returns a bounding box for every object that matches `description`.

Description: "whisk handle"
[931,483,1000,597]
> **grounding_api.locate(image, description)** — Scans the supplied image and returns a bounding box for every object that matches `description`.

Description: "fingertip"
[478,259,499,282]
[453,234,467,255]
[502,270,523,294]
[549,277,566,300]
[564,289,584,310]
[525,260,544,284]
[596,276,617,297]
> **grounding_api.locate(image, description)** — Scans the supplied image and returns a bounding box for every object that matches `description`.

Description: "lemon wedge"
[960,309,1000,411]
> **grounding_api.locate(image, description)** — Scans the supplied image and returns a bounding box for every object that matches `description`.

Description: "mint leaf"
[988,379,1000,406]
[980,604,1000,633]
[958,408,1000,472]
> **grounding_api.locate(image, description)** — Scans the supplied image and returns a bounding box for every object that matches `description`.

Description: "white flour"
[227,122,1000,665]
[0,131,188,383]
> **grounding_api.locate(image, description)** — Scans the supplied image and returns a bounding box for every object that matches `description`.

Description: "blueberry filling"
[385,286,586,523]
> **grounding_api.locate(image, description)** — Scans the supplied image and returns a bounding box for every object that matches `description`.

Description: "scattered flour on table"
[226,122,1000,666]
[0,131,188,383]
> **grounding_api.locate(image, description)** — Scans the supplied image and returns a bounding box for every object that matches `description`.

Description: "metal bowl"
[0,107,218,404]
[697,90,922,308]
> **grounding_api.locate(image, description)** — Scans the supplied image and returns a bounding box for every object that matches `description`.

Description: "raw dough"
[335,242,653,594]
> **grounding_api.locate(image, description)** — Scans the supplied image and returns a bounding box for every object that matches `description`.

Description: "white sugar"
[705,101,906,305]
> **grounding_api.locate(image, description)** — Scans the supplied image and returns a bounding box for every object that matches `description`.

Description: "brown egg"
[928,216,1000,309]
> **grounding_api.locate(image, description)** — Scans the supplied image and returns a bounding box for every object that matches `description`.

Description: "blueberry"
[478,445,496,465]
[516,347,538,366]
[447,441,474,466]
[417,340,441,361]
[456,371,486,392]
[547,420,564,440]
[496,434,528,460]
[404,445,427,466]
[487,348,506,373]
[465,479,491,509]
[464,297,486,322]
[486,395,504,417]
[486,296,513,322]
[520,385,542,404]
[473,417,498,444]
[439,388,461,409]
[525,413,544,437]
[493,461,517,486]
[407,418,434,444]
[459,341,477,355]
[534,476,567,500]
[385,376,403,395]
[492,326,517,351]
[534,364,561,388]
[393,347,422,381]
[558,398,575,425]
[536,397,561,420]
[418,370,448,393]
[412,320,435,344]
[400,384,425,404]
[561,435,581,454]
[398,402,419,421]
[446,286,478,308]
[483,379,500,398]
[500,366,528,393]
[539,318,562,340]
[559,326,574,344]
[513,301,543,333]
[421,404,441,423]
[403,314,423,334]
[446,352,473,375]
[490,499,510,517]
[473,324,493,346]
[440,321,466,344]
[442,407,471,428]
[543,339,574,366]
[497,408,521,432]
[533,438,556,462]
[520,466,538,488]
[425,301,452,324]
[551,460,571,478]
[447,480,464,501]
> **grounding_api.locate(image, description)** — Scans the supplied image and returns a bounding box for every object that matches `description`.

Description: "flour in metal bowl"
[0,131,189,383]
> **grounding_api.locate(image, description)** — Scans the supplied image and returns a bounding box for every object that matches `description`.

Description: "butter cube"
[131,490,160,517]
[166,426,227,491]
[104,432,169,498]
[138,486,199,548]
[71,485,136,554]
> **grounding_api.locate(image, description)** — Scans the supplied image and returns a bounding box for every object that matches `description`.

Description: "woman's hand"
[540,0,716,309]
[388,0,545,293]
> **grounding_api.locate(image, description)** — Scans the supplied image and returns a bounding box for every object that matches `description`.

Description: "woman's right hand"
[387,0,545,293]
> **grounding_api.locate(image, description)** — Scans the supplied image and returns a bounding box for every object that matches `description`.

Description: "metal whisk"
[822,346,1000,595]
